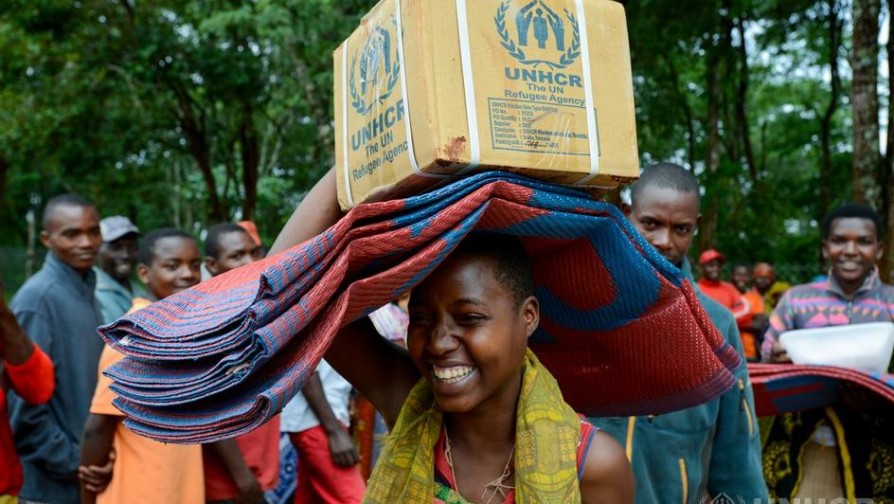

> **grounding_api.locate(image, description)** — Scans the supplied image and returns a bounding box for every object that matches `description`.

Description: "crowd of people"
[0,162,891,503]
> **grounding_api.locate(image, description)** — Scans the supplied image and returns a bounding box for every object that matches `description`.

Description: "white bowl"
[779,322,894,374]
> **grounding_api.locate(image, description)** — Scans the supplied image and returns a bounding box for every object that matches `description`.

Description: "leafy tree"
[3,0,894,289]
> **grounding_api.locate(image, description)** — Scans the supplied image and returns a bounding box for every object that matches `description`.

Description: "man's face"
[98,234,139,283]
[40,204,102,274]
[626,186,700,266]
[701,260,723,282]
[752,264,775,294]
[138,236,202,300]
[205,231,257,276]
[823,217,883,293]
[731,265,750,293]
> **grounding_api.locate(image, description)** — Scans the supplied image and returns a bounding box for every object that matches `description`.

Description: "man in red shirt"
[1,286,54,501]
[697,249,753,352]
[203,223,281,504]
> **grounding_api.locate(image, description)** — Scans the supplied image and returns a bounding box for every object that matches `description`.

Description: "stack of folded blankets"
[99,172,741,444]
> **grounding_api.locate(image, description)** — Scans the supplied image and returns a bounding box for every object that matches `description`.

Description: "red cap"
[699,249,725,265]
[236,221,262,247]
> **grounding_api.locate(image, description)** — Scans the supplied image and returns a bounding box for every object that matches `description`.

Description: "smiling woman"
[97,170,743,504]
[324,231,634,504]
[406,235,534,418]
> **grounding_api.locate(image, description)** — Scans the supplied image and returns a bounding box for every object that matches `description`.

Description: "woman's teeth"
[432,365,475,382]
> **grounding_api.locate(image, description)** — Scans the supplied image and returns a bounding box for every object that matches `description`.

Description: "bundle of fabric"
[748,363,894,416]
[100,171,741,444]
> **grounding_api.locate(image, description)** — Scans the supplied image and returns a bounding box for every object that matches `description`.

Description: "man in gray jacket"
[8,194,106,504]
[94,215,145,324]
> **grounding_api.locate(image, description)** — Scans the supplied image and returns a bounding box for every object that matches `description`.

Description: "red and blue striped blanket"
[99,172,741,443]
[749,363,894,416]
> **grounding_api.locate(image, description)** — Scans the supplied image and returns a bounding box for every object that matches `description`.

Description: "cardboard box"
[335,0,639,209]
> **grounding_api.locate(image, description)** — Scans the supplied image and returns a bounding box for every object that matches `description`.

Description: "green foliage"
[0,0,877,288]
[0,0,374,253]
[627,0,853,280]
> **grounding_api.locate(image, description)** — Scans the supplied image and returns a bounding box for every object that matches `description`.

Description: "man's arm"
[1,290,35,365]
[729,288,753,325]
[1,293,54,404]
[5,345,54,405]
[6,308,82,481]
[761,291,794,363]
[706,316,769,500]
[208,439,265,504]
[302,372,359,467]
[745,313,769,335]
[79,413,118,504]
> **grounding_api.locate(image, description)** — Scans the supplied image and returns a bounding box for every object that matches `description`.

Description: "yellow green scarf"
[364,349,582,504]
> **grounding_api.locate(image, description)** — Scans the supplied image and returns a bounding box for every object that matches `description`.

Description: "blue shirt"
[8,252,105,504]
[589,258,768,503]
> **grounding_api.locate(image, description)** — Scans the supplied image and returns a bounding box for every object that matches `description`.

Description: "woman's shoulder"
[578,422,634,504]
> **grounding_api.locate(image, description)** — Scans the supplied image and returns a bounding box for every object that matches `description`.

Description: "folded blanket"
[100,172,741,443]
[748,363,894,416]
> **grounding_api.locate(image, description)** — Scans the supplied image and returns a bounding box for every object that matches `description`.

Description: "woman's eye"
[456,314,486,324]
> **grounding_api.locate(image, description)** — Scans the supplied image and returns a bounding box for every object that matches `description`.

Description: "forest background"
[0,0,891,293]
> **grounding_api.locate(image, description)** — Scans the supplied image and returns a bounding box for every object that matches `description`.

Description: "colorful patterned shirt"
[760,269,894,362]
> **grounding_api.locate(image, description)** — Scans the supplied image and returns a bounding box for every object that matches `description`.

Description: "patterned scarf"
[364,349,581,504]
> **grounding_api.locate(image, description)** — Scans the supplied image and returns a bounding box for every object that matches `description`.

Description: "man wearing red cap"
[697,249,752,342]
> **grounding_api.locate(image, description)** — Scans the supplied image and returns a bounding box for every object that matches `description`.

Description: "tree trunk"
[734,14,756,182]
[240,105,260,222]
[700,59,721,252]
[699,5,731,253]
[165,77,227,224]
[661,52,697,169]
[819,0,841,230]
[25,208,35,279]
[851,0,882,206]
[0,156,8,199]
[883,0,894,282]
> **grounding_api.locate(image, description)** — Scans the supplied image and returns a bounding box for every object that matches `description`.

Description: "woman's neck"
[446,405,516,454]
[444,371,522,453]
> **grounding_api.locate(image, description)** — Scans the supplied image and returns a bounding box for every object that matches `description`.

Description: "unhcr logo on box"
[348,14,406,158]
[496,0,581,70]
[349,19,401,116]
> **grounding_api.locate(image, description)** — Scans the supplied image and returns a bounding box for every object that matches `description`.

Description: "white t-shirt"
[280,359,353,433]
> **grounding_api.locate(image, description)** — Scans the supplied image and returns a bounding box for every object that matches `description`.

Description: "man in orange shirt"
[731,264,767,361]
[79,229,205,504]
